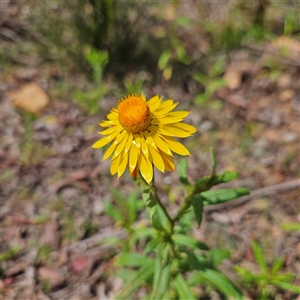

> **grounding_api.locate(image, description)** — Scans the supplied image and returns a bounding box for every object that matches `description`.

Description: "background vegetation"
[1,0,299,299]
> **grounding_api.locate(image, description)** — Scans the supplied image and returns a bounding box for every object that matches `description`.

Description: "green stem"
[151,173,174,231]
[172,175,217,223]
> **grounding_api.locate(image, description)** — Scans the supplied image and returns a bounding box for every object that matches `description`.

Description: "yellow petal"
[147,95,162,112]
[113,133,128,158]
[141,139,149,157]
[103,142,117,160]
[133,134,141,148]
[129,143,138,173]
[125,133,133,153]
[151,100,178,116]
[118,151,128,178]
[160,135,190,156]
[107,111,118,120]
[148,145,165,172]
[110,153,122,175]
[152,134,173,156]
[115,130,127,144]
[139,152,153,184]
[98,125,122,135]
[145,133,158,151]
[100,120,119,127]
[92,129,120,148]
[159,150,175,172]
[161,123,196,138]
[152,111,190,124]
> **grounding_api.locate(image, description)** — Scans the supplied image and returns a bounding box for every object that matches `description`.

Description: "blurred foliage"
[2,0,299,90]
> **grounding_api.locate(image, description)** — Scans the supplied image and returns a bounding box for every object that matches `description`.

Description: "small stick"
[204,179,300,213]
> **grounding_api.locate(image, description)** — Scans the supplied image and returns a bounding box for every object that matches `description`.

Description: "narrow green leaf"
[271,280,300,294]
[103,199,122,222]
[172,234,209,250]
[143,188,157,217]
[152,204,172,234]
[158,50,171,70]
[280,222,300,232]
[143,236,161,255]
[251,242,268,274]
[151,244,172,300]
[215,171,239,184]
[115,253,154,267]
[191,194,204,228]
[193,72,206,84]
[208,248,231,265]
[173,273,197,300]
[151,251,163,298]
[128,190,139,224]
[116,261,155,299]
[271,256,285,276]
[115,269,137,284]
[133,227,156,240]
[210,148,217,174]
[178,158,190,186]
[187,251,212,271]
[201,269,242,299]
[201,187,250,206]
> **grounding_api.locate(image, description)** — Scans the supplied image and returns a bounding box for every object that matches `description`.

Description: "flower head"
[92,94,196,184]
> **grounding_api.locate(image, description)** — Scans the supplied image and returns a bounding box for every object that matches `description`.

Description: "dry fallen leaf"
[7,82,49,113]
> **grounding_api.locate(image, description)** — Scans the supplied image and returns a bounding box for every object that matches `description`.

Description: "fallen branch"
[204,178,300,213]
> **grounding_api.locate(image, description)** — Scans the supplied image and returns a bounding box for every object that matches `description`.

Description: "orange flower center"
[117,94,151,134]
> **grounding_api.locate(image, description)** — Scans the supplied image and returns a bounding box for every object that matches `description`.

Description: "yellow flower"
[92,94,196,184]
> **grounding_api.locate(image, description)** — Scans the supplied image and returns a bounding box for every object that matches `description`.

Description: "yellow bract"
[92,94,196,184]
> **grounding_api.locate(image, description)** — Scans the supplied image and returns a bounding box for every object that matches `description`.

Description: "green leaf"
[103,199,122,223]
[208,248,231,265]
[143,236,161,255]
[251,241,268,274]
[133,227,156,240]
[116,261,155,299]
[172,234,209,250]
[210,148,217,175]
[143,188,157,218]
[152,251,163,298]
[193,72,206,84]
[178,158,189,186]
[280,222,300,232]
[158,50,171,70]
[151,244,172,299]
[215,171,239,184]
[173,273,197,300]
[271,280,300,294]
[191,194,204,228]
[186,252,212,271]
[201,187,250,206]
[115,269,137,284]
[127,190,140,224]
[201,269,242,299]
[115,253,154,267]
[152,204,172,234]
[271,256,285,276]
[194,175,216,194]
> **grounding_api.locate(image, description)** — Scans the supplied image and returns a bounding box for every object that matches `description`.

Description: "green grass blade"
[251,241,268,274]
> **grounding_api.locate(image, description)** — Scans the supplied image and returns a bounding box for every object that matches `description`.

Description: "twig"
[204,178,300,213]
[63,229,126,255]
